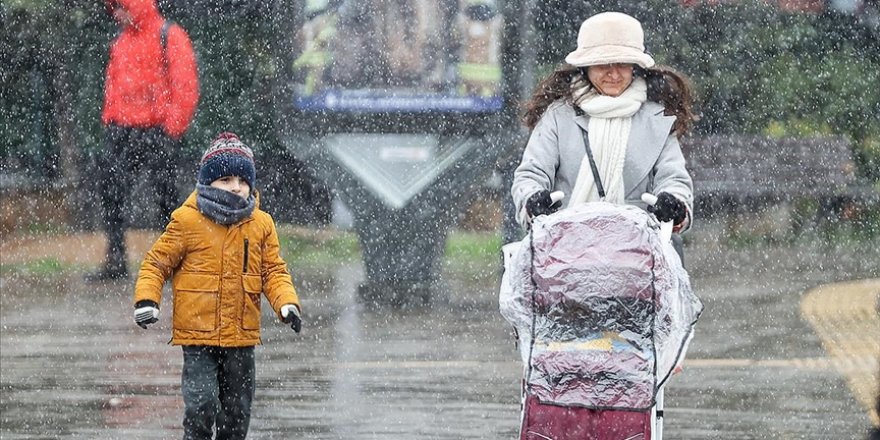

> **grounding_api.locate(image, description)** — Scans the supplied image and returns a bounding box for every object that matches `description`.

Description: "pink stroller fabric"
[500,202,702,410]
[520,392,652,440]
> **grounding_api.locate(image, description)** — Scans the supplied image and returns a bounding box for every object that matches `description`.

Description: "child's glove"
[134,300,160,329]
[280,304,302,333]
[646,192,687,225]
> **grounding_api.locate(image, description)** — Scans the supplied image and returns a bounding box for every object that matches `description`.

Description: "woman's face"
[586,63,635,97]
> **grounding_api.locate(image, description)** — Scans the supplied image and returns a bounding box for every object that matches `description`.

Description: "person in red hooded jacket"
[90,0,199,280]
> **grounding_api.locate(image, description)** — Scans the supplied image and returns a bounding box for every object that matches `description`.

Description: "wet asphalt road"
[1,224,879,439]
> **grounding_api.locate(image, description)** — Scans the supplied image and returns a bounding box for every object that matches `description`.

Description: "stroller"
[500,202,702,440]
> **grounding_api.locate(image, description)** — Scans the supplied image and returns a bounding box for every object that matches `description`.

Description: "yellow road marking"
[801,279,880,427]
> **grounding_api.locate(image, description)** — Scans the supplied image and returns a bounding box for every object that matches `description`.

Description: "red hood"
[109,0,162,30]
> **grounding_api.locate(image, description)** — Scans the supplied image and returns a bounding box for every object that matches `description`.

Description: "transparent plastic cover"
[500,203,702,410]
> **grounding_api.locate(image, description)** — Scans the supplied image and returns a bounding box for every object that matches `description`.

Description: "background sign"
[292,0,503,113]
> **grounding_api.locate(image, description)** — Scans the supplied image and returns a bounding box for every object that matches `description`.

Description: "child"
[132,132,302,440]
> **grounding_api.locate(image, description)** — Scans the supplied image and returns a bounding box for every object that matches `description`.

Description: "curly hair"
[521,63,697,136]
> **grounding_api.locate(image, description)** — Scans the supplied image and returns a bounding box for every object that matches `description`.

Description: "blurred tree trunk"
[50,61,80,220]
[44,4,82,228]
[51,67,77,185]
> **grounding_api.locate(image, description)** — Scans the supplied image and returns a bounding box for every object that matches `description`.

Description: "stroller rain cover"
[500,202,702,410]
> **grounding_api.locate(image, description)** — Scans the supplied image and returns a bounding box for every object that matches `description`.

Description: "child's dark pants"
[181,346,255,440]
[98,125,179,274]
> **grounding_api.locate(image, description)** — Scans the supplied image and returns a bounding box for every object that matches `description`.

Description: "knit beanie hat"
[198,132,256,189]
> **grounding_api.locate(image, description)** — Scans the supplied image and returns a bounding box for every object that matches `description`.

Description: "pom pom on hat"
[198,132,256,189]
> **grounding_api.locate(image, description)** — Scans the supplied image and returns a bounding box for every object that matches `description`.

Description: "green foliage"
[3,0,53,13]
[0,258,75,276]
[4,1,879,182]
[274,227,501,280]
[763,119,833,138]
[855,137,880,180]
[442,230,501,281]
[445,230,501,263]
[178,13,283,155]
[1,1,110,176]
[275,228,503,274]
[277,228,361,268]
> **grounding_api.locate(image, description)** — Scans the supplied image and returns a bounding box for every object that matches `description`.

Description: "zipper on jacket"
[243,238,249,273]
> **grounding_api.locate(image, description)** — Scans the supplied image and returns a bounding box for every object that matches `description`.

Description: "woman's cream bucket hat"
[565,12,655,68]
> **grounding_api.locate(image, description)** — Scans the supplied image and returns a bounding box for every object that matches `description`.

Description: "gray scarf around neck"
[196,184,256,225]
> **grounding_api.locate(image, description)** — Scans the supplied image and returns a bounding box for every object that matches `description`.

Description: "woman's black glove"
[525,190,562,219]
[647,192,687,225]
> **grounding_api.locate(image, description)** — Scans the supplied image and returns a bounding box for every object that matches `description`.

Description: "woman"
[511,11,695,235]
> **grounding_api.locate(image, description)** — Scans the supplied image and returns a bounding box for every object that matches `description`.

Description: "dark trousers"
[181,346,256,440]
[98,125,178,271]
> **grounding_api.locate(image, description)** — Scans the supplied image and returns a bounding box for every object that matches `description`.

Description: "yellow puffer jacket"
[134,190,300,347]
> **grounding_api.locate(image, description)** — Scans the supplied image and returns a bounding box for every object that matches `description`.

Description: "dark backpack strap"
[579,128,606,200]
[160,20,172,74]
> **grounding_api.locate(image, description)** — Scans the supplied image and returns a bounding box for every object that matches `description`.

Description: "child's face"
[210,176,250,199]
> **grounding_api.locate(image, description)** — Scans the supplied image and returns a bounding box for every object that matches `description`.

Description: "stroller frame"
[502,205,702,440]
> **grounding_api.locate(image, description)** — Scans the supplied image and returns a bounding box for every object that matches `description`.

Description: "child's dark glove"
[647,192,687,225]
[134,300,160,329]
[525,190,562,219]
[280,304,302,333]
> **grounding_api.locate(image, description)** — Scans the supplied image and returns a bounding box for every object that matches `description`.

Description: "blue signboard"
[294,89,504,113]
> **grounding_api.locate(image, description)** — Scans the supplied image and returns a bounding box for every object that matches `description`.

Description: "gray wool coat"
[511,100,694,229]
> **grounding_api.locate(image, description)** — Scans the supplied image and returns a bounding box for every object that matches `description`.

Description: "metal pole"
[655,386,665,440]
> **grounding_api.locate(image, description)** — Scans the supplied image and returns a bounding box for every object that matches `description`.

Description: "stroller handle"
[641,193,674,242]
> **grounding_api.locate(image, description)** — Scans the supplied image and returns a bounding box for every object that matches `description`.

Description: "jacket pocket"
[173,273,219,331]
[241,274,263,330]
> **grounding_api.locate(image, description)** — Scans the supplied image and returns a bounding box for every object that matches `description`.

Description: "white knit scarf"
[568,77,647,206]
